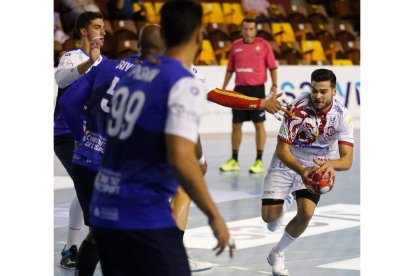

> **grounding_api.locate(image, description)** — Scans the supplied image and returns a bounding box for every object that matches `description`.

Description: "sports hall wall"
[198,65,360,134]
[53,65,360,134]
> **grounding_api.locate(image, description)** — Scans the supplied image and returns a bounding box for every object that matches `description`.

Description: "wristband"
[198,155,206,166]
[271,83,277,87]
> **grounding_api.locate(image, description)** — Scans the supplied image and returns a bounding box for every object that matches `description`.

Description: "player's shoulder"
[331,98,351,117]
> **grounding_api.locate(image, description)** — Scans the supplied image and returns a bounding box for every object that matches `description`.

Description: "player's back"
[90,56,199,229]
[72,55,141,171]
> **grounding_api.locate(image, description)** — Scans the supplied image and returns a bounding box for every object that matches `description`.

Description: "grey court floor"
[54,130,360,276]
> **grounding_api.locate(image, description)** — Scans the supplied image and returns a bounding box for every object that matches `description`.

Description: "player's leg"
[171,185,191,231]
[171,186,213,272]
[72,164,100,276]
[261,164,294,232]
[268,190,320,276]
[54,134,83,269]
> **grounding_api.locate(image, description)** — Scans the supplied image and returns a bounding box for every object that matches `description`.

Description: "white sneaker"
[188,256,213,272]
[267,247,289,276]
[267,194,294,232]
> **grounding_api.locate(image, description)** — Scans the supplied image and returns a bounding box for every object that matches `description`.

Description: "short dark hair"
[75,11,103,36]
[242,17,257,26]
[160,0,203,48]
[311,68,337,88]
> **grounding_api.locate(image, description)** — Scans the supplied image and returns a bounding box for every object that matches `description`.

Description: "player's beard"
[311,96,332,112]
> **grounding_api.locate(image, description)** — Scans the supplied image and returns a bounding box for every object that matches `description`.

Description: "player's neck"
[80,39,90,54]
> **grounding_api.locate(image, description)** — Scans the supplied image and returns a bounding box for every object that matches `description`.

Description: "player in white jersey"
[54,11,105,269]
[261,69,354,275]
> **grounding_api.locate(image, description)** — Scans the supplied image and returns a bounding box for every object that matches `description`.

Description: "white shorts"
[262,154,307,200]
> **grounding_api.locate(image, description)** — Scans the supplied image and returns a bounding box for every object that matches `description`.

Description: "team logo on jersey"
[64,53,71,56]
[235,48,243,53]
[328,116,337,126]
[256,45,261,52]
[334,104,343,114]
[323,126,336,139]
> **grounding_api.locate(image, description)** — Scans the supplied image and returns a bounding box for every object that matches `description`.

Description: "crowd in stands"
[54,0,360,66]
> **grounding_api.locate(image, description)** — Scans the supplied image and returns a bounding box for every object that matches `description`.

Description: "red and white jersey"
[55,48,104,89]
[278,94,354,166]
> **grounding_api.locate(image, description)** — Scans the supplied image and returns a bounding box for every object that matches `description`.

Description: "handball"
[306,168,334,195]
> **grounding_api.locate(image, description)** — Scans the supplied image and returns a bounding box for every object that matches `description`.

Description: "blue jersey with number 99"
[89,56,206,230]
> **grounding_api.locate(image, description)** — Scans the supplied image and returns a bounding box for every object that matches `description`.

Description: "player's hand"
[210,216,235,258]
[313,159,336,182]
[89,36,102,63]
[200,161,208,175]
[264,93,289,119]
[301,167,315,190]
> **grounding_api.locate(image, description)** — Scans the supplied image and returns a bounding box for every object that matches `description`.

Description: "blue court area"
[54,130,360,276]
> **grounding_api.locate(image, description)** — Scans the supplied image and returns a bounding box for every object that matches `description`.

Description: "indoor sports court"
[54,129,360,276]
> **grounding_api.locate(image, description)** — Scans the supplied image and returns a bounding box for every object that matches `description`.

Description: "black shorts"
[232,85,266,123]
[294,189,320,205]
[93,227,190,276]
[72,163,97,226]
[54,134,75,179]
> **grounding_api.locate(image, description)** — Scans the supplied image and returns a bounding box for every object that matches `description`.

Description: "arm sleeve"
[265,41,277,70]
[59,68,96,141]
[165,77,206,143]
[337,110,354,147]
[55,52,82,89]
[207,88,263,110]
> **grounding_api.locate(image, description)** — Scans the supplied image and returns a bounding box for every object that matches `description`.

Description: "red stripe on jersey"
[277,135,294,145]
[207,88,262,110]
[338,141,354,147]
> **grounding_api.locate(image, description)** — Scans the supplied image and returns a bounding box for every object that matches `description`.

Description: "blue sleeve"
[59,67,97,141]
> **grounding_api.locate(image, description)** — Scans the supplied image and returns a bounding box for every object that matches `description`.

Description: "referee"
[220,17,278,174]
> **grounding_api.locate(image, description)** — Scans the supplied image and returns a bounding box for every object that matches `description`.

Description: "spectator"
[55,12,70,44]
[109,0,147,21]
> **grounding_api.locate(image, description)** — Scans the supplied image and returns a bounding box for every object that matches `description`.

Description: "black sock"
[256,150,263,161]
[178,229,185,241]
[232,150,238,161]
[75,240,100,276]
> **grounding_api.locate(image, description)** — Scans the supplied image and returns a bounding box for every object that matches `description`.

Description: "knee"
[232,123,242,132]
[261,206,283,223]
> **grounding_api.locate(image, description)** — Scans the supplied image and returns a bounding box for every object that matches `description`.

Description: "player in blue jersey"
[53,11,105,269]
[89,1,235,275]
[60,24,164,276]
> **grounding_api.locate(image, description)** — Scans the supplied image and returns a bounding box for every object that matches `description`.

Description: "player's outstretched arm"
[166,135,235,257]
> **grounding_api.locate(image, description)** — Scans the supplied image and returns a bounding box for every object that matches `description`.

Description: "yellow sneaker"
[219,158,240,172]
[249,160,264,173]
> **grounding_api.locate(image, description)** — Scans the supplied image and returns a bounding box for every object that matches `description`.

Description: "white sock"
[65,195,84,247]
[275,230,297,253]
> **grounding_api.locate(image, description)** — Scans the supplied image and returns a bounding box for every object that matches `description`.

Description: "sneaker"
[188,256,213,272]
[219,158,240,172]
[60,245,77,269]
[267,193,294,232]
[267,247,289,276]
[249,159,264,173]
